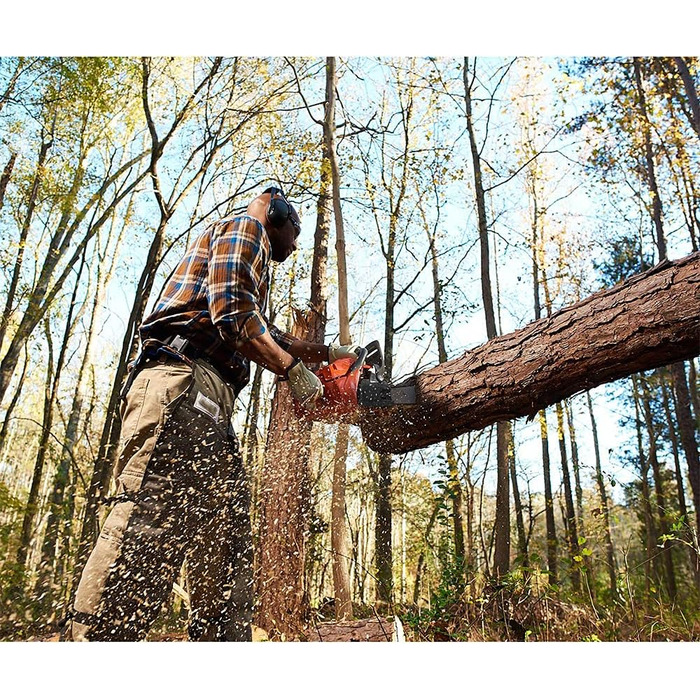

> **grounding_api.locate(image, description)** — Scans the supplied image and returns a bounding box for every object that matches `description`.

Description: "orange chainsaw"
[296,340,417,422]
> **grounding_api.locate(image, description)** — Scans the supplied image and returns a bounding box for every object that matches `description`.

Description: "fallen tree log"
[358,253,700,454]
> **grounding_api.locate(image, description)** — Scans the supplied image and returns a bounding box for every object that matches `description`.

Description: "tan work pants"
[67,355,253,641]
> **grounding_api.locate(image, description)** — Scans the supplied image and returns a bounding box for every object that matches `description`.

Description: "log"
[358,253,700,454]
[307,616,404,642]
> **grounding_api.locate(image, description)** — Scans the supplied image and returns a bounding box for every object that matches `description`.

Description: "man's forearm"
[236,333,329,375]
[237,332,296,375]
[286,339,329,364]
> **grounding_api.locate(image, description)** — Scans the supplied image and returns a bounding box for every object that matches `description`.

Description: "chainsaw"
[296,340,417,422]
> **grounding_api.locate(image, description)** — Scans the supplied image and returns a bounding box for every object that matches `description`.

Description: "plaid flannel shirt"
[140,215,295,388]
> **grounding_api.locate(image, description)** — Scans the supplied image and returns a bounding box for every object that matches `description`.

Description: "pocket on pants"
[116,362,193,494]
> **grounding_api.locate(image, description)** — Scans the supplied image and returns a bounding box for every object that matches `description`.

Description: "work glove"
[328,343,362,363]
[286,358,324,406]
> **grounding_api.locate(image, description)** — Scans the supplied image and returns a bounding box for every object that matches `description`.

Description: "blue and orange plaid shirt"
[140,215,295,387]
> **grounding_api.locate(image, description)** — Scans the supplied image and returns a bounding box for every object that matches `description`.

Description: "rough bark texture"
[254,379,313,640]
[358,253,700,454]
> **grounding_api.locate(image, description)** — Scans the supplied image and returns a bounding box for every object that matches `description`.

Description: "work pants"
[66,355,253,641]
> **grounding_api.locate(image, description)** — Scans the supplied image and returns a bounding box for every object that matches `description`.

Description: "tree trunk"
[556,402,580,592]
[633,377,660,594]
[540,409,558,585]
[413,499,441,605]
[670,362,700,536]
[509,428,528,569]
[586,392,618,599]
[422,196,466,578]
[463,56,510,579]
[566,400,594,596]
[640,375,677,598]
[633,57,667,261]
[673,57,700,138]
[0,138,52,354]
[325,56,353,621]
[255,375,313,640]
[0,345,27,460]
[358,253,700,453]
[660,371,700,586]
[14,316,55,571]
[0,152,16,211]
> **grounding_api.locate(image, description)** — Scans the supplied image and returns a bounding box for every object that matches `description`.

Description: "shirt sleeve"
[268,324,296,352]
[207,216,270,347]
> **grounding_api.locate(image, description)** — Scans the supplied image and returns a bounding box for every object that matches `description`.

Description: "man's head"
[247,187,301,263]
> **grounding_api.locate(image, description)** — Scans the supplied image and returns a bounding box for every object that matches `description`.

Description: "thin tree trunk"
[640,375,678,598]
[509,428,528,569]
[325,56,353,621]
[673,57,700,138]
[670,362,700,536]
[413,499,441,605]
[540,409,558,585]
[586,392,618,599]
[633,377,660,595]
[660,372,700,585]
[566,400,594,596]
[556,401,580,592]
[0,138,52,354]
[0,345,28,460]
[463,56,510,578]
[633,57,667,261]
[14,316,55,571]
[0,152,16,212]
[421,194,467,579]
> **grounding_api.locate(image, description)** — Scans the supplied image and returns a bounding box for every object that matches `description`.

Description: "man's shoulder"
[214,214,265,236]
[210,215,270,258]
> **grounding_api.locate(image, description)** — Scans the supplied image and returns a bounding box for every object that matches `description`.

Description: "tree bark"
[673,57,700,138]
[670,362,700,536]
[586,392,618,599]
[358,253,700,453]
[556,402,580,592]
[0,152,16,212]
[255,377,313,640]
[633,57,667,261]
[540,409,558,585]
[633,377,660,594]
[639,375,677,599]
[325,56,353,621]
[463,56,510,578]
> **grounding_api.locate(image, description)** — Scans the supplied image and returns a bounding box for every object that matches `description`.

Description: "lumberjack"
[64,187,361,642]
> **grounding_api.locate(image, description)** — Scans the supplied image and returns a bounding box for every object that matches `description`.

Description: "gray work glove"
[286,359,324,406]
[328,343,362,363]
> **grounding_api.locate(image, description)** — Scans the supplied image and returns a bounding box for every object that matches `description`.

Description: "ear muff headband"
[266,186,291,227]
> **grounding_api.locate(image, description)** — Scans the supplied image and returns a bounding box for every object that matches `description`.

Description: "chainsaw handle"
[348,346,368,375]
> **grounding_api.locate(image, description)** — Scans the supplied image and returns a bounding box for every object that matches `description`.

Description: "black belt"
[123,335,248,395]
[158,334,204,362]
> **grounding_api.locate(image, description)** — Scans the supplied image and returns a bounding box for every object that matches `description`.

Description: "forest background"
[1,3,699,695]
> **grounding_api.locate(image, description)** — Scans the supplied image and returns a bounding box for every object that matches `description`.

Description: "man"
[65,187,359,641]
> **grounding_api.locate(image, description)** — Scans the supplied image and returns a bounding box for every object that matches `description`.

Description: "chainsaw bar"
[357,340,417,408]
[357,378,417,407]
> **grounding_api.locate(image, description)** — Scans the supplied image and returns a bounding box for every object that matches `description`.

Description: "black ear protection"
[264,186,292,228]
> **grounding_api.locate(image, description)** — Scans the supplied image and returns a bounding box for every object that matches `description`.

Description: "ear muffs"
[265,186,291,227]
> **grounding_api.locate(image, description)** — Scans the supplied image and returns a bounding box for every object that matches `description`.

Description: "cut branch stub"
[358,253,700,454]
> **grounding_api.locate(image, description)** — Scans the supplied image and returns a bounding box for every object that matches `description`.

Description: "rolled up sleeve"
[207,217,269,347]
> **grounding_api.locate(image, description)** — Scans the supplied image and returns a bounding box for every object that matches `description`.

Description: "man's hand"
[287,359,324,405]
[328,343,362,363]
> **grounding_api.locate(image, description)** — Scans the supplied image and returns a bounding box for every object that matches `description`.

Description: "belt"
[158,334,204,362]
